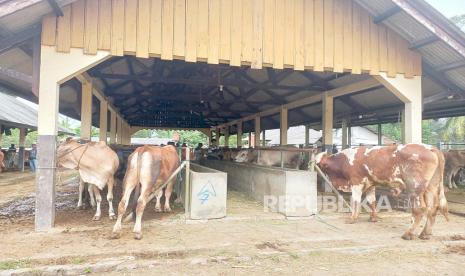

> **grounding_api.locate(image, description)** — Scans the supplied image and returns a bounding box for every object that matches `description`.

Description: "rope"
[314,164,353,212]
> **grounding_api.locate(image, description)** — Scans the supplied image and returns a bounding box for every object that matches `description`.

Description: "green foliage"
[1,129,38,148]
[440,116,465,143]
[451,14,465,30]
[153,130,207,147]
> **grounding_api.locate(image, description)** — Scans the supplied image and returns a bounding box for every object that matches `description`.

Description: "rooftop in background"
[0,89,73,134]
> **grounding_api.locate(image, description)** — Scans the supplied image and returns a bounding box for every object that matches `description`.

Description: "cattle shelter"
[1,0,465,235]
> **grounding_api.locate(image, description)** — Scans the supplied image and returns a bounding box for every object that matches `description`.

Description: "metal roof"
[0,88,73,134]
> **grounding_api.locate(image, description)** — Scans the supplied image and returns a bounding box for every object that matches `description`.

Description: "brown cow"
[316,144,448,240]
[444,150,465,189]
[57,138,119,220]
[112,145,179,240]
[0,151,5,172]
[235,148,303,169]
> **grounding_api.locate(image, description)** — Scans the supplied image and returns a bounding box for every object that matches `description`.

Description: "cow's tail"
[436,149,449,221]
[126,147,146,220]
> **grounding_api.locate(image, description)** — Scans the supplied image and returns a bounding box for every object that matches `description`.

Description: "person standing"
[29,144,38,172]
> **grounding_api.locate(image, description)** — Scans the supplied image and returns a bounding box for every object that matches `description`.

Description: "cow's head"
[57,137,81,169]
[315,151,329,171]
[234,150,250,163]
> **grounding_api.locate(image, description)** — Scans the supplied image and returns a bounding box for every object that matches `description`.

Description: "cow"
[235,148,304,169]
[444,150,465,189]
[0,151,5,172]
[316,144,449,240]
[112,145,180,240]
[57,138,119,221]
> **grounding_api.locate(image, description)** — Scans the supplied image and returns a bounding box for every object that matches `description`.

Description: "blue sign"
[197,181,217,204]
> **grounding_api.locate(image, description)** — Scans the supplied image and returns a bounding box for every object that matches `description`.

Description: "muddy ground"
[1,170,465,275]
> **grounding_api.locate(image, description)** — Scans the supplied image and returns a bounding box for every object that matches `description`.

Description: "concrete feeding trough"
[188,163,228,220]
[200,160,317,217]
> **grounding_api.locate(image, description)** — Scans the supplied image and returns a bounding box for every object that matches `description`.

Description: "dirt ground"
[1,171,465,275]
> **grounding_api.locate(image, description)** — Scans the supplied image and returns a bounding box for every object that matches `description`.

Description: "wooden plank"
[413,52,422,76]
[262,0,274,65]
[404,50,414,78]
[124,0,137,54]
[56,5,71,52]
[137,0,151,58]
[71,0,85,48]
[342,0,352,71]
[241,0,253,63]
[283,0,295,67]
[185,0,198,62]
[369,19,379,75]
[378,24,388,73]
[230,0,242,66]
[111,0,125,56]
[313,0,324,72]
[251,0,264,69]
[294,0,304,70]
[360,8,371,72]
[219,0,232,62]
[98,0,112,50]
[208,0,220,64]
[323,0,334,70]
[84,0,99,54]
[173,0,186,58]
[304,0,314,69]
[387,29,397,77]
[197,0,208,60]
[351,2,361,74]
[333,0,343,72]
[41,13,56,46]
[161,0,174,60]
[149,0,162,56]
[396,35,405,74]
[273,0,284,69]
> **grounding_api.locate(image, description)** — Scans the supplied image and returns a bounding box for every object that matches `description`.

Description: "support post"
[18,128,26,172]
[248,132,252,148]
[224,127,229,147]
[116,116,123,144]
[305,125,309,147]
[99,101,108,143]
[236,122,242,148]
[80,80,92,141]
[342,120,348,149]
[280,107,288,145]
[109,111,116,144]
[0,125,2,147]
[322,92,334,152]
[262,129,266,147]
[375,74,422,144]
[377,123,382,146]
[348,124,352,148]
[254,117,261,148]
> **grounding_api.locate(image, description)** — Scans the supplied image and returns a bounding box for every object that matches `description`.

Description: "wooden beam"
[0,24,41,55]
[373,6,401,24]
[436,60,465,72]
[0,67,32,83]
[409,36,439,49]
[46,0,64,16]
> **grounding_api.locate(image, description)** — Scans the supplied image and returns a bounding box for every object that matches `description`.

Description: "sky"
[426,0,465,18]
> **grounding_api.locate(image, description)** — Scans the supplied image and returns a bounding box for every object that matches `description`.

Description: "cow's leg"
[163,180,175,212]
[133,182,151,240]
[451,168,459,189]
[402,195,426,240]
[92,185,103,221]
[77,179,85,209]
[365,186,378,222]
[111,182,136,239]
[88,183,96,209]
[154,190,163,212]
[419,190,438,240]
[347,185,363,224]
[107,177,116,220]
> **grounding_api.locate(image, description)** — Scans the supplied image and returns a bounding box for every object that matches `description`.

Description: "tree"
[451,14,465,31]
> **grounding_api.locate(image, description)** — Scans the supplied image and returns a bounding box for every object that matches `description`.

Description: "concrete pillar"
[348,125,352,147]
[35,46,110,232]
[99,101,108,143]
[377,123,382,146]
[18,128,26,172]
[248,132,252,148]
[224,127,229,147]
[116,116,122,144]
[342,120,348,149]
[236,122,242,148]
[254,117,261,148]
[80,80,92,141]
[401,110,406,144]
[280,107,288,145]
[0,125,2,148]
[305,125,309,147]
[375,74,422,144]
[322,92,334,152]
[109,111,116,144]
[262,129,266,147]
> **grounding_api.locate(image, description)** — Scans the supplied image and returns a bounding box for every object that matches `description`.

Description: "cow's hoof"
[134,233,142,240]
[401,232,415,240]
[369,217,378,223]
[92,215,101,221]
[109,214,117,220]
[163,207,172,213]
[419,233,431,240]
[345,218,357,224]
[154,207,162,213]
[110,232,121,239]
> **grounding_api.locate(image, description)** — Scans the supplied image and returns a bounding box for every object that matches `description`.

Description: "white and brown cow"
[444,150,465,189]
[0,151,5,173]
[112,145,180,240]
[316,144,448,240]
